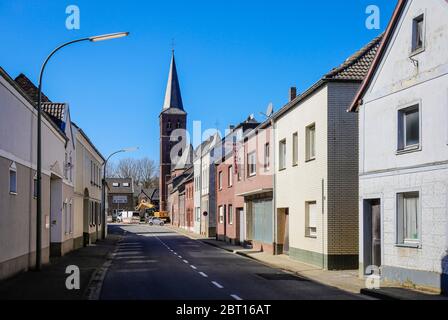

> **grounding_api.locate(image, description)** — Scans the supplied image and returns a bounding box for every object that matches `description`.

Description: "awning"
[236,188,273,197]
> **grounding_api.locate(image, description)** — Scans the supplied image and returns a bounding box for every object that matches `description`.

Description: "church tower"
[159,52,187,212]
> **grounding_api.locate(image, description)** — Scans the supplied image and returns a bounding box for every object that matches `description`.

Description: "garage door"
[252,200,273,243]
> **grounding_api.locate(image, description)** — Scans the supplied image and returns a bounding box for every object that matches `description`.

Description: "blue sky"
[0,0,396,164]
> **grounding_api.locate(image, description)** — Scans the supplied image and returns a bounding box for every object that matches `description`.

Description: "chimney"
[229,125,235,131]
[289,87,297,102]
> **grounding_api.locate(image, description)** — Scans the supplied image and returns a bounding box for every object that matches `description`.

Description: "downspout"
[271,119,277,255]
[322,178,325,269]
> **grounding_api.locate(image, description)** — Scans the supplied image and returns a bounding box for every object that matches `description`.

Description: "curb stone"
[84,236,123,300]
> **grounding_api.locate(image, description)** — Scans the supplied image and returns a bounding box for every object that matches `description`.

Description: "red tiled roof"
[325,35,383,81]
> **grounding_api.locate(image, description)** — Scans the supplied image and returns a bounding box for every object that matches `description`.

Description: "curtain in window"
[404,196,418,240]
[417,20,423,47]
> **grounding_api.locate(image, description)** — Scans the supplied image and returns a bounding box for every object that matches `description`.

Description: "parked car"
[112,211,123,223]
[147,217,164,226]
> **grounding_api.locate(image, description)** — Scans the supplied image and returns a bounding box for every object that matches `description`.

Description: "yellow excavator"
[135,199,170,222]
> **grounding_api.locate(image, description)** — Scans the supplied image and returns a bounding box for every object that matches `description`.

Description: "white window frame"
[9,162,17,195]
[397,101,422,154]
[292,132,298,166]
[112,182,120,187]
[279,139,286,171]
[228,205,233,225]
[247,152,257,177]
[219,206,224,224]
[218,171,223,190]
[396,191,421,248]
[264,143,270,171]
[410,12,426,56]
[228,166,233,187]
[305,201,318,238]
[123,182,130,187]
[306,124,316,162]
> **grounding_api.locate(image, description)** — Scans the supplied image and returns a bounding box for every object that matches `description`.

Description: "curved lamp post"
[101,147,138,240]
[36,32,129,270]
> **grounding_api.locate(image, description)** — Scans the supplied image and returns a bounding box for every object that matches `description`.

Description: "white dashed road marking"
[212,281,224,289]
[183,259,189,264]
[199,272,208,278]
[190,265,197,270]
[231,294,243,301]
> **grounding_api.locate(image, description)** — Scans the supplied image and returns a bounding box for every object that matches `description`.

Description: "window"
[167,121,172,129]
[398,105,420,151]
[64,153,68,179]
[69,155,73,182]
[196,207,201,221]
[176,120,181,129]
[219,206,224,224]
[228,205,233,225]
[306,124,316,161]
[247,152,256,177]
[218,171,223,190]
[123,182,130,187]
[9,162,17,194]
[69,202,73,233]
[264,143,270,171]
[279,139,286,170]
[305,201,318,238]
[33,175,38,198]
[112,182,120,187]
[412,14,424,53]
[228,166,233,187]
[292,132,298,166]
[397,192,420,246]
[90,160,94,184]
[63,202,68,234]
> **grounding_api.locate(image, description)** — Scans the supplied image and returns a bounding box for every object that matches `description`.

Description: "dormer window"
[412,14,424,53]
[112,182,120,187]
[123,183,130,187]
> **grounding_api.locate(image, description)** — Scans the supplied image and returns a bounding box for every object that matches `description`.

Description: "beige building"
[273,37,381,269]
[0,68,73,279]
[72,123,105,247]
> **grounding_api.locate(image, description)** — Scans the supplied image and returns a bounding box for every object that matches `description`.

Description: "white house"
[0,68,72,279]
[350,0,448,292]
[193,133,220,236]
[273,36,382,269]
[72,123,105,248]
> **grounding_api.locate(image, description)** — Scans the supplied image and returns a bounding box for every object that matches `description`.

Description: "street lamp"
[101,147,138,240]
[35,32,129,271]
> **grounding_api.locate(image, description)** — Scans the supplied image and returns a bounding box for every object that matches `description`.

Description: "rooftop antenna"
[259,102,274,119]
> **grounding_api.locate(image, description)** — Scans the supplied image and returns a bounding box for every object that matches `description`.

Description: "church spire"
[162,51,184,111]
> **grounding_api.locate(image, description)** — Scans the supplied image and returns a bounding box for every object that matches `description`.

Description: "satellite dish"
[266,103,274,117]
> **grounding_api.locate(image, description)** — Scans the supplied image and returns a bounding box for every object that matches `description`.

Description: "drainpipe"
[271,119,277,255]
[322,178,325,270]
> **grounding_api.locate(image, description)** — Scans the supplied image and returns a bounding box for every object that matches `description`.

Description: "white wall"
[275,85,329,255]
[358,0,448,285]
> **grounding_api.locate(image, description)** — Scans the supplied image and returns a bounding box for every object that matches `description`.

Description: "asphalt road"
[100,224,365,300]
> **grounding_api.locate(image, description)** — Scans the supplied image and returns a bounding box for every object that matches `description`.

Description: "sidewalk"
[168,225,446,299]
[0,234,120,300]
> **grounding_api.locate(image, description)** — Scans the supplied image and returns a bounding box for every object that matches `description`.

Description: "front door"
[364,199,381,272]
[371,200,381,267]
[283,209,289,255]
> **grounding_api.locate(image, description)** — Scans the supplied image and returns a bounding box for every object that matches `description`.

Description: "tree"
[107,157,159,189]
